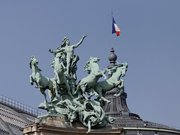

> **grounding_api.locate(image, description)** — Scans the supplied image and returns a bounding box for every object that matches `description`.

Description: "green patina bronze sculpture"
[29,35,128,133]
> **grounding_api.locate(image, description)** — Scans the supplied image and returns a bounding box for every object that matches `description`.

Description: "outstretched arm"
[73,35,87,48]
[49,48,64,55]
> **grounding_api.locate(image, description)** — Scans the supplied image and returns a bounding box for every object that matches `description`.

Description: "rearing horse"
[29,56,56,104]
[94,63,128,103]
[51,52,74,99]
[75,57,105,100]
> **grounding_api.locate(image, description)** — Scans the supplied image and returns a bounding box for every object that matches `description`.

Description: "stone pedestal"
[23,116,123,135]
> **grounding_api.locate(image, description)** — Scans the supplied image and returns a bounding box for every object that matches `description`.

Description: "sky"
[0,0,180,129]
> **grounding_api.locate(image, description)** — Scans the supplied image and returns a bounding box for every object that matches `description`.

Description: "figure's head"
[65,39,70,46]
[61,37,70,47]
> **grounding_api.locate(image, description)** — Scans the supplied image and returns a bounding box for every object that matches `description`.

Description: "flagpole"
[111,8,114,19]
[111,9,116,49]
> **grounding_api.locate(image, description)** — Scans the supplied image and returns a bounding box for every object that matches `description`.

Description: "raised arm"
[73,35,87,48]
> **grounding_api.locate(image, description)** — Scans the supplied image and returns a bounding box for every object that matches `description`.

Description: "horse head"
[84,57,101,74]
[89,57,100,63]
[29,56,41,71]
[117,63,128,77]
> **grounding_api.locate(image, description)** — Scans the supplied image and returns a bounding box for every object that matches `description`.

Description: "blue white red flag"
[112,17,121,36]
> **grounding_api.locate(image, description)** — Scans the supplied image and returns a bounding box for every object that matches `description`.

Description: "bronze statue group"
[29,35,128,133]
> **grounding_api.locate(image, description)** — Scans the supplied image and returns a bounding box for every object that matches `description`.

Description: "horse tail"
[29,61,32,69]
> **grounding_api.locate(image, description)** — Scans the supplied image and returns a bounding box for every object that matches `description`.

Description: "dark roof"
[0,96,37,135]
[104,90,180,135]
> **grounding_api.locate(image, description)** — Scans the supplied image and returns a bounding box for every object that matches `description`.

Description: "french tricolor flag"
[112,17,121,36]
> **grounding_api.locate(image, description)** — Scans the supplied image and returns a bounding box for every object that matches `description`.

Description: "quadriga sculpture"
[29,35,128,133]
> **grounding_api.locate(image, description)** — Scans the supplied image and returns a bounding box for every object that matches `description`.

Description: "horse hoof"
[114,94,119,97]
[107,101,111,104]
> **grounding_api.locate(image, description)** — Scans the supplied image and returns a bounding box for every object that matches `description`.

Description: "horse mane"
[29,59,42,72]
[29,61,32,69]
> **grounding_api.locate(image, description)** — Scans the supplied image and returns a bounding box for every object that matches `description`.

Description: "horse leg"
[114,80,124,97]
[87,120,91,133]
[40,88,48,107]
[48,90,56,102]
[96,87,110,103]
[101,96,111,103]
[114,86,124,97]
[81,84,89,100]
[53,80,60,97]
[64,78,74,99]
[30,75,34,85]
[74,84,87,100]
[55,71,60,84]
